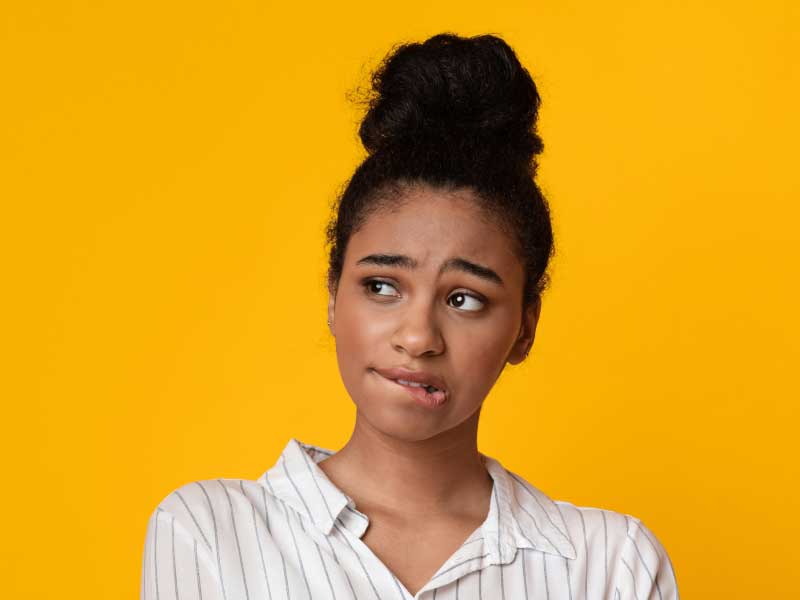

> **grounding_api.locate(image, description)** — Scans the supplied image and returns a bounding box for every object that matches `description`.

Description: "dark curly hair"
[325,32,555,313]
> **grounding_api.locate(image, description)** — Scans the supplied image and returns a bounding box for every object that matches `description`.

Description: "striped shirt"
[140,438,679,600]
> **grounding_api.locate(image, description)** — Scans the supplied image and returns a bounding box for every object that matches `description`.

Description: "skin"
[317,184,541,594]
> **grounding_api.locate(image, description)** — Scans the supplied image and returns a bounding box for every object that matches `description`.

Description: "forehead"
[347,186,522,276]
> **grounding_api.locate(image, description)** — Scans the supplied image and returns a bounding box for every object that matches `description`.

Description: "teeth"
[396,379,439,393]
[396,379,424,388]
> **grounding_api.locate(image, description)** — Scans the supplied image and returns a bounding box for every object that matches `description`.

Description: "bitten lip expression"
[371,367,448,395]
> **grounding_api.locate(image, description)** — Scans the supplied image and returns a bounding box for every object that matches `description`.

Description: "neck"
[318,408,492,520]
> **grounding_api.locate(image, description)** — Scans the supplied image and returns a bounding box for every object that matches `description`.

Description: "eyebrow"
[355,253,504,286]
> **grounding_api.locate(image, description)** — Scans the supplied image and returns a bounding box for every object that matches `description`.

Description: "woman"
[141,33,679,600]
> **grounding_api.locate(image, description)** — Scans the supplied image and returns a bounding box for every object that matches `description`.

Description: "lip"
[371,366,448,393]
[372,368,449,409]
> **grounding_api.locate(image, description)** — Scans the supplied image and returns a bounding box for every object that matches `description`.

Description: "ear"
[327,286,336,337]
[506,296,541,365]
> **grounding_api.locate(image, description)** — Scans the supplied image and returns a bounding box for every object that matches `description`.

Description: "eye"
[448,292,485,312]
[363,279,486,312]
[363,279,400,297]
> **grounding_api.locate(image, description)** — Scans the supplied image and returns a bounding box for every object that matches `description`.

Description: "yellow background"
[2,1,798,598]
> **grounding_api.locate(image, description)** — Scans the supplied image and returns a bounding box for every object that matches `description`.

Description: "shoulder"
[550,499,631,548]
[145,478,271,553]
[553,500,678,595]
[553,499,670,558]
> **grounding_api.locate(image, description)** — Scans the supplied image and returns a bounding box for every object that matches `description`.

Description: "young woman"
[141,33,679,600]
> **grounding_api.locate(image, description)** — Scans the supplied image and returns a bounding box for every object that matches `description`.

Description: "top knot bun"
[356,33,544,163]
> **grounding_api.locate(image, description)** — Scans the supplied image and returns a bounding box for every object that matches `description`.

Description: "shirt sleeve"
[140,506,225,600]
[612,515,680,600]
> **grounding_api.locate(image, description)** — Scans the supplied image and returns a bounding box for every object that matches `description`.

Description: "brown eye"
[448,292,485,312]
[364,280,399,297]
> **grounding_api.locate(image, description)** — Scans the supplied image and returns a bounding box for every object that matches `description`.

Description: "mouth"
[394,378,441,394]
[370,368,449,409]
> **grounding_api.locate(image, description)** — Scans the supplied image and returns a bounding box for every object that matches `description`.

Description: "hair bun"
[356,33,544,162]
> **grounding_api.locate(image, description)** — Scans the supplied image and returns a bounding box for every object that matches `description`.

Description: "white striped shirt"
[141,438,679,600]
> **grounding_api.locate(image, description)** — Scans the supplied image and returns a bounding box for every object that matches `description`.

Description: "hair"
[325,32,555,313]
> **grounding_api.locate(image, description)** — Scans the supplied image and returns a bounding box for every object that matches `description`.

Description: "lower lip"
[372,370,448,409]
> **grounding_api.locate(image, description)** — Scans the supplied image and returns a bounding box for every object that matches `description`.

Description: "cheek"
[451,323,517,391]
[333,298,388,385]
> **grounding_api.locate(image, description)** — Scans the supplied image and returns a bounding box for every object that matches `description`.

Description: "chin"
[356,402,446,441]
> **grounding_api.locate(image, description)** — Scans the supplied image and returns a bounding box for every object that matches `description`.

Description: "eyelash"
[362,278,486,312]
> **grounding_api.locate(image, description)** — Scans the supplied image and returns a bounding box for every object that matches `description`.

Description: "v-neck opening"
[333,486,497,599]
[337,515,490,600]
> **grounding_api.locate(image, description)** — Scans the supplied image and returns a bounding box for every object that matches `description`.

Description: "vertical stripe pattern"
[141,438,680,600]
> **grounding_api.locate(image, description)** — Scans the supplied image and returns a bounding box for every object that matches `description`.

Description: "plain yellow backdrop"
[2,1,798,598]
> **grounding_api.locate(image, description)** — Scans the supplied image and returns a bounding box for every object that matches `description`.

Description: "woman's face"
[328,185,540,443]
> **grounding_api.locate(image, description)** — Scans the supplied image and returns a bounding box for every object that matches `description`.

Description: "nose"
[390,297,445,358]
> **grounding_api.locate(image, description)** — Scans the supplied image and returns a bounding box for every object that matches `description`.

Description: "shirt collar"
[260,438,577,562]
[482,452,577,561]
